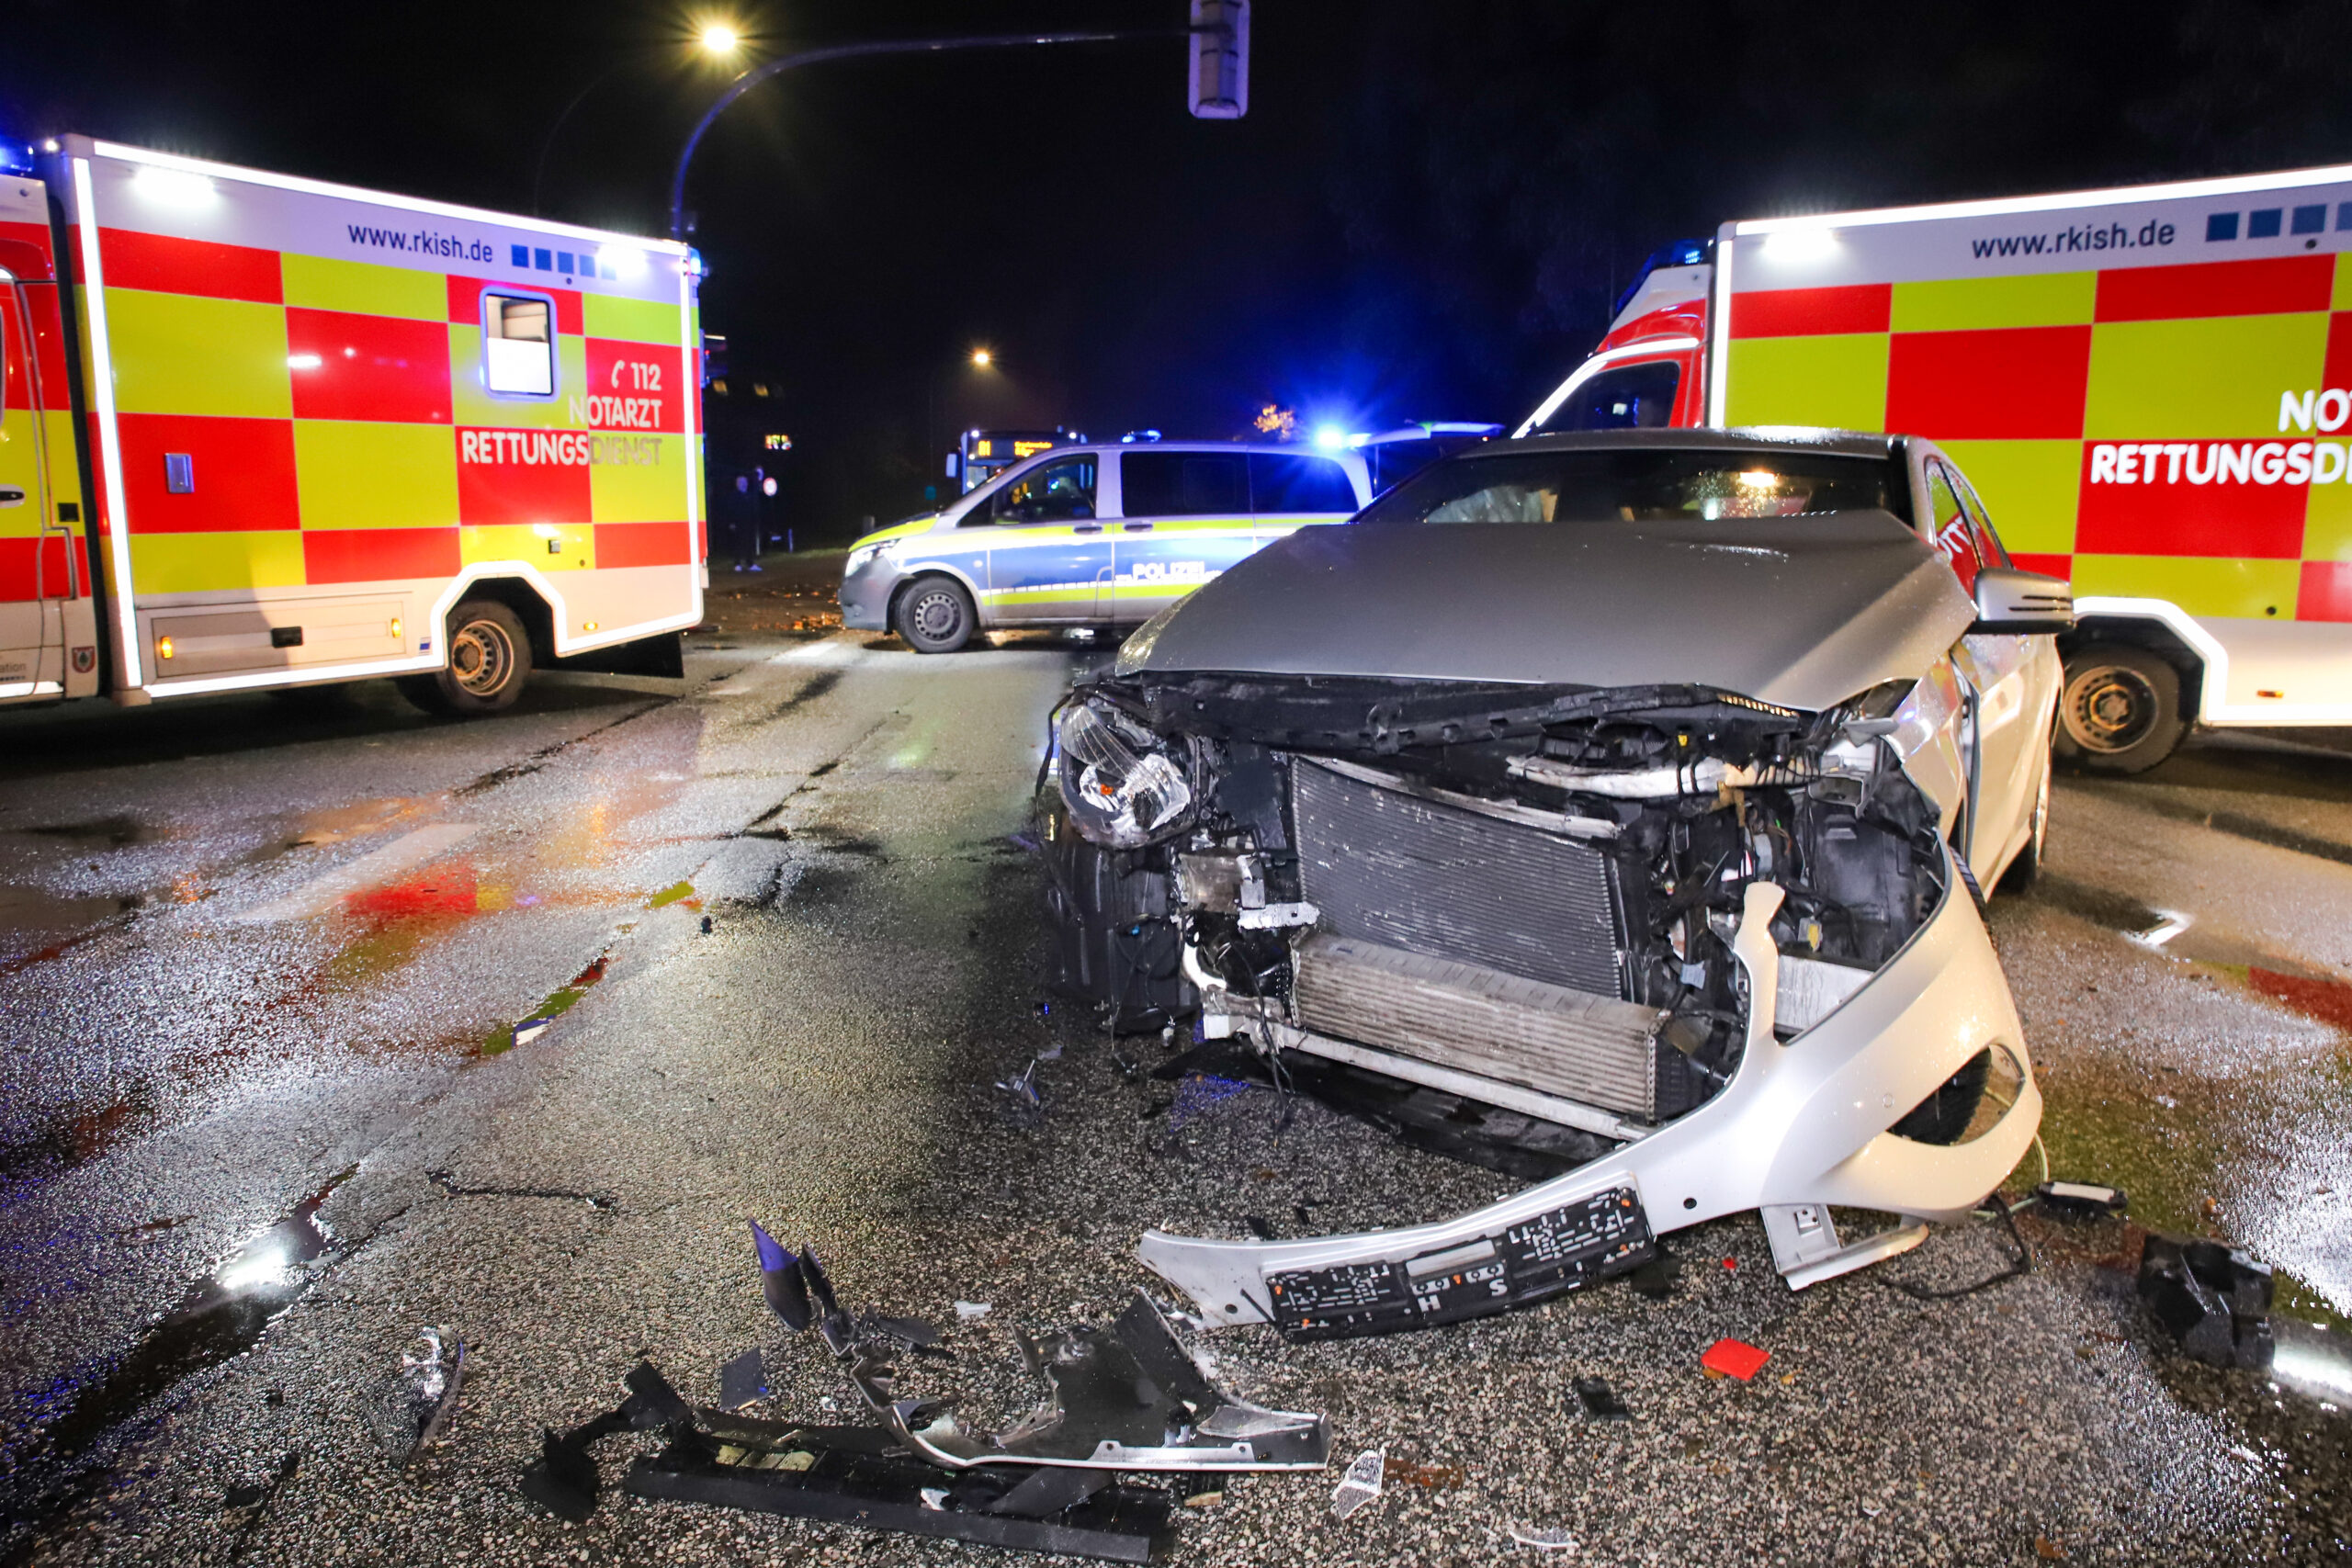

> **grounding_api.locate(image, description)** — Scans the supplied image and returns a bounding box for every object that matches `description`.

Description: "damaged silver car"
[1040,429,2073,1337]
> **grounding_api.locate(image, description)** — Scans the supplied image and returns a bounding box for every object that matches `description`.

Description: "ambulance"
[1521,164,2352,772]
[0,137,703,716]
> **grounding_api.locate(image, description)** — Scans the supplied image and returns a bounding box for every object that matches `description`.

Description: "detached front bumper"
[1137,856,2040,1331]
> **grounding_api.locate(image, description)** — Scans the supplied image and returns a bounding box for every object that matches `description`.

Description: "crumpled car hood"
[1115,512,1976,713]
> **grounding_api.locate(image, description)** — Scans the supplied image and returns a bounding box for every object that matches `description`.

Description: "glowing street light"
[970,348,993,368]
[700,24,741,56]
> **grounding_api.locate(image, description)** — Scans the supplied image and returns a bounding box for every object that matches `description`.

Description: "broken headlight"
[1056,699,1196,848]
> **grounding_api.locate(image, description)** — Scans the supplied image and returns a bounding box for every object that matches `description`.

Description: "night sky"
[8,1,2352,539]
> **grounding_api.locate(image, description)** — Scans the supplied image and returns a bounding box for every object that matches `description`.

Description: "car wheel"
[400,599,533,715]
[1997,756,2051,896]
[2054,643,2185,774]
[895,577,976,654]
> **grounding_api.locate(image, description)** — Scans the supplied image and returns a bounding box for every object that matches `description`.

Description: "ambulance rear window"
[483,291,556,398]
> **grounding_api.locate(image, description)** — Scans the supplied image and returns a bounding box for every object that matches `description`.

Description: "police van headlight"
[846,540,898,571]
[1056,699,1197,848]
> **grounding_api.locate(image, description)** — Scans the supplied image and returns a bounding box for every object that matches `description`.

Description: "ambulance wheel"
[2054,643,2185,774]
[400,600,533,715]
[895,577,976,654]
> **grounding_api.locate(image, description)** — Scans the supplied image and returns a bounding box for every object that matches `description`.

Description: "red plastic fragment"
[1701,1337,1770,1382]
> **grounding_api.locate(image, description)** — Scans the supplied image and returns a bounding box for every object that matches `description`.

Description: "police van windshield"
[1356,448,1910,525]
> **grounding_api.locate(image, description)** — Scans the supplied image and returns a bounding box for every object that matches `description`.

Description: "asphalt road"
[0,587,2346,1566]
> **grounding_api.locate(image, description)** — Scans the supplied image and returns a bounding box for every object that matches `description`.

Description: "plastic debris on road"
[2034,1180,2127,1219]
[718,1348,766,1411]
[751,1221,812,1332]
[954,1300,992,1322]
[1508,1523,1578,1551]
[2138,1233,2274,1369]
[1572,1376,1631,1420]
[1332,1449,1385,1518]
[364,1325,464,1465]
[1699,1338,1770,1382]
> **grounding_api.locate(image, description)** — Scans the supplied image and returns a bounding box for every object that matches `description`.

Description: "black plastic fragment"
[752,1221,812,1332]
[718,1348,766,1411]
[862,1313,944,1350]
[1623,1246,1679,1301]
[983,1462,1114,1519]
[2036,1180,2128,1219]
[2137,1232,2275,1369]
[1244,1214,1275,1241]
[519,1417,618,1522]
[1572,1376,1631,1421]
[622,1440,1173,1563]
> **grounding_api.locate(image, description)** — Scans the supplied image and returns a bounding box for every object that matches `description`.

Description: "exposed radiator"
[1292,934,1663,1119]
[1290,757,1623,996]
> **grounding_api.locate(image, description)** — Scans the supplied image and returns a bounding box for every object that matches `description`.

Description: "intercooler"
[1286,758,1665,1123]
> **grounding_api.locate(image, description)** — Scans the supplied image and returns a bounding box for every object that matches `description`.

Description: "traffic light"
[1188,0,1249,119]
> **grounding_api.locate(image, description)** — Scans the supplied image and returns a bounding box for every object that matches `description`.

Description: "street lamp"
[531,23,748,215]
[928,350,999,484]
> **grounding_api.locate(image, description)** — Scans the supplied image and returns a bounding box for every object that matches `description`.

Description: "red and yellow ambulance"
[1523,164,2352,772]
[0,137,702,715]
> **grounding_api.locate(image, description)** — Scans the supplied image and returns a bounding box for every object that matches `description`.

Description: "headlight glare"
[1056,701,1194,848]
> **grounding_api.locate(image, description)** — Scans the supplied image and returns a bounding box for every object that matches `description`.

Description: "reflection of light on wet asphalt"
[2271,1322,2352,1404]
[210,1240,292,1294]
[2131,910,2193,948]
[236,824,479,922]
[771,638,866,667]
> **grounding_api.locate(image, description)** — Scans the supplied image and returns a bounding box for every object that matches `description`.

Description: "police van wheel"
[896,578,976,654]
[401,600,534,715]
[2054,643,2185,775]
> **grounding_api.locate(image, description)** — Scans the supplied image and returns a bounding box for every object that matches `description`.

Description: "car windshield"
[1357,447,1910,525]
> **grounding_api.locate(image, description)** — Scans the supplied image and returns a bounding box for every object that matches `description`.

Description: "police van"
[839,441,1369,652]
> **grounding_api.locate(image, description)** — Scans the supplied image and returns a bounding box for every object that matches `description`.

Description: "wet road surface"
[0,610,2345,1565]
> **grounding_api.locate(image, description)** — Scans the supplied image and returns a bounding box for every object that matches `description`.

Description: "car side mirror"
[1971,566,2074,633]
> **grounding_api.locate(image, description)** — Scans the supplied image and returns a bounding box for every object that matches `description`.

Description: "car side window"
[989,455,1098,524]
[1249,454,1358,513]
[1924,461,1982,591]
[1120,451,1248,516]
[1534,359,1679,433]
[1946,466,2011,570]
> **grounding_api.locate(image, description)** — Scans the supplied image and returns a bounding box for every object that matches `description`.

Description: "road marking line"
[238,824,481,923]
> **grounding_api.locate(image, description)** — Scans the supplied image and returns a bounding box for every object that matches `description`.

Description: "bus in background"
[949,428,1088,494]
[1523,166,2352,773]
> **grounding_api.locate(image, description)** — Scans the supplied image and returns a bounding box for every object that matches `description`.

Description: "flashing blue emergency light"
[1311,423,1348,451]
[0,141,33,177]
[1120,429,1162,444]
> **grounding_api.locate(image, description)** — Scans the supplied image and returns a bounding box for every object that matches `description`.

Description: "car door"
[1110,449,1252,624]
[1925,457,2040,880]
[978,452,1105,625]
[0,279,62,697]
[1248,452,1364,550]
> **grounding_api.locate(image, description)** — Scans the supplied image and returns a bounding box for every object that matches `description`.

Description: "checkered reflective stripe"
[1723,252,2352,624]
[90,226,695,597]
